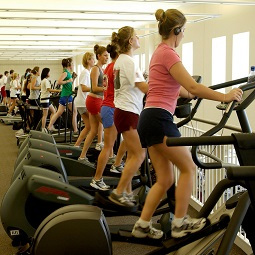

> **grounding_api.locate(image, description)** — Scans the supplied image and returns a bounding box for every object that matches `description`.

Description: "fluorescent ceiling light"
[106,0,255,5]
[0,0,228,60]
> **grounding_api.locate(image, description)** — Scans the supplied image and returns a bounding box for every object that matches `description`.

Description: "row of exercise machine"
[0,81,77,145]
[1,76,255,254]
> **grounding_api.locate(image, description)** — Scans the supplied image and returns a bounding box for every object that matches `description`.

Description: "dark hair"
[10,70,14,75]
[155,9,186,40]
[4,71,9,75]
[31,66,40,75]
[0,74,3,79]
[106,44,118,59]
[62,58,72,68]
[41,68,50,80]
[24,68,31,77]
[94,44,107,60]
[23,74,32,94]
[111,26,134,54]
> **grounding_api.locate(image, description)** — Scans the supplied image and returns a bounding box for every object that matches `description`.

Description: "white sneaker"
[110,164,124,174]
[41,128,48,133]
[90,178,110,190]
[132,221,163,239]
[15,129,24,135]
[78,157,95,168]
[95,142,104,151]
[171,215,206,238]
[107,154,116,165]
[51,126,58,132]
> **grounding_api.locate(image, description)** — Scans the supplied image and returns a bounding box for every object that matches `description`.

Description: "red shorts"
[86,95,103,115]
[114,108,139,134]
[1,86,6,97]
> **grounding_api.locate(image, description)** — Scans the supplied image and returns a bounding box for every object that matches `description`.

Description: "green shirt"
[61,69,73,97]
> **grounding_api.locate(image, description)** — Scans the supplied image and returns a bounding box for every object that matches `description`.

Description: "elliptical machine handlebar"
[166,135,236,169]
[166,135,234,147]
[176,77,249,128]
[189,80,255,169]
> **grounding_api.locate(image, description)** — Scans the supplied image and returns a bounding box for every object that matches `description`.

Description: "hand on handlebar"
[72,72,77,79]
[225,88,243,102]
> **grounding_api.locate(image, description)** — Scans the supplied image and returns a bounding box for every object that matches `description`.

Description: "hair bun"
[155,9,166,23]
[111,32,119,44]
[106,44,112,52]
[94,44,99,54]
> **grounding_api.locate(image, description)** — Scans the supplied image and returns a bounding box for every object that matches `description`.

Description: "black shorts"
[41,102,50,108]
[6,90,10,98]
[29,99,40,107]
[138,108,181,148]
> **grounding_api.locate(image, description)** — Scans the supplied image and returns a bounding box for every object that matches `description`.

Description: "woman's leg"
[48,104,65,130]
[157,137,196,218]
[114,140,126,167]
[41,108,49,129]
[79,113,99,158]
[49,104,56,120]
[68,102,78,132]
[97,122,103,144]
[8,99,16,114]
[94,125,117,180]
[140,145,174,221]
[115,129,145,195]
[132,136,199,239]
[75,112,90,146]
[146,137,206,238]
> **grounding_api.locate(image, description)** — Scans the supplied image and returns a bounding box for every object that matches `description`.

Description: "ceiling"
[0,0,254,61]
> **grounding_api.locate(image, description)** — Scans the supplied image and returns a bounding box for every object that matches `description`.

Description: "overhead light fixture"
[106,0,255,5]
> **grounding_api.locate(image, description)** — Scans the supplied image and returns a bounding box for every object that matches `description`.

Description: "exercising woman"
[74,52,95,147]
[7,72,21,116]
[40,68,61,132]
[90,43,126,190]
[47,58,78,134]
[108,26,148,206]
[78,45,108,167]
[131,9,243,239]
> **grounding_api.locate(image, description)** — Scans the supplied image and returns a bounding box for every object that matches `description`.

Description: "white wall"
[139,4,255,134]
[181,4,255,133]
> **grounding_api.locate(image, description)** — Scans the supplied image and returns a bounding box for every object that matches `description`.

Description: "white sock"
[137,218,150,228]
[173,217,184,227]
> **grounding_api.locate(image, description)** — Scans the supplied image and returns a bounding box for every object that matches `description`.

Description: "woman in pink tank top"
[132,8,243,240]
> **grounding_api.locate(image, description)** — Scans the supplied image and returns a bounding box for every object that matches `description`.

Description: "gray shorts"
[77,107,87,115]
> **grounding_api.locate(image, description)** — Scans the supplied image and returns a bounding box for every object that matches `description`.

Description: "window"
[141,53,146,72]
[182,42,193,75]
[77,64,83,76]
[232,32,249,82]
[134,55,140,69]
[74,64,83,88]
[212,36,226,92]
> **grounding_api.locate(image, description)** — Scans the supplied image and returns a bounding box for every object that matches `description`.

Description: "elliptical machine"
[15,132,255,255]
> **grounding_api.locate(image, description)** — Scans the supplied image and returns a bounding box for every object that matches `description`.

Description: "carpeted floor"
[0,122,248,255]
